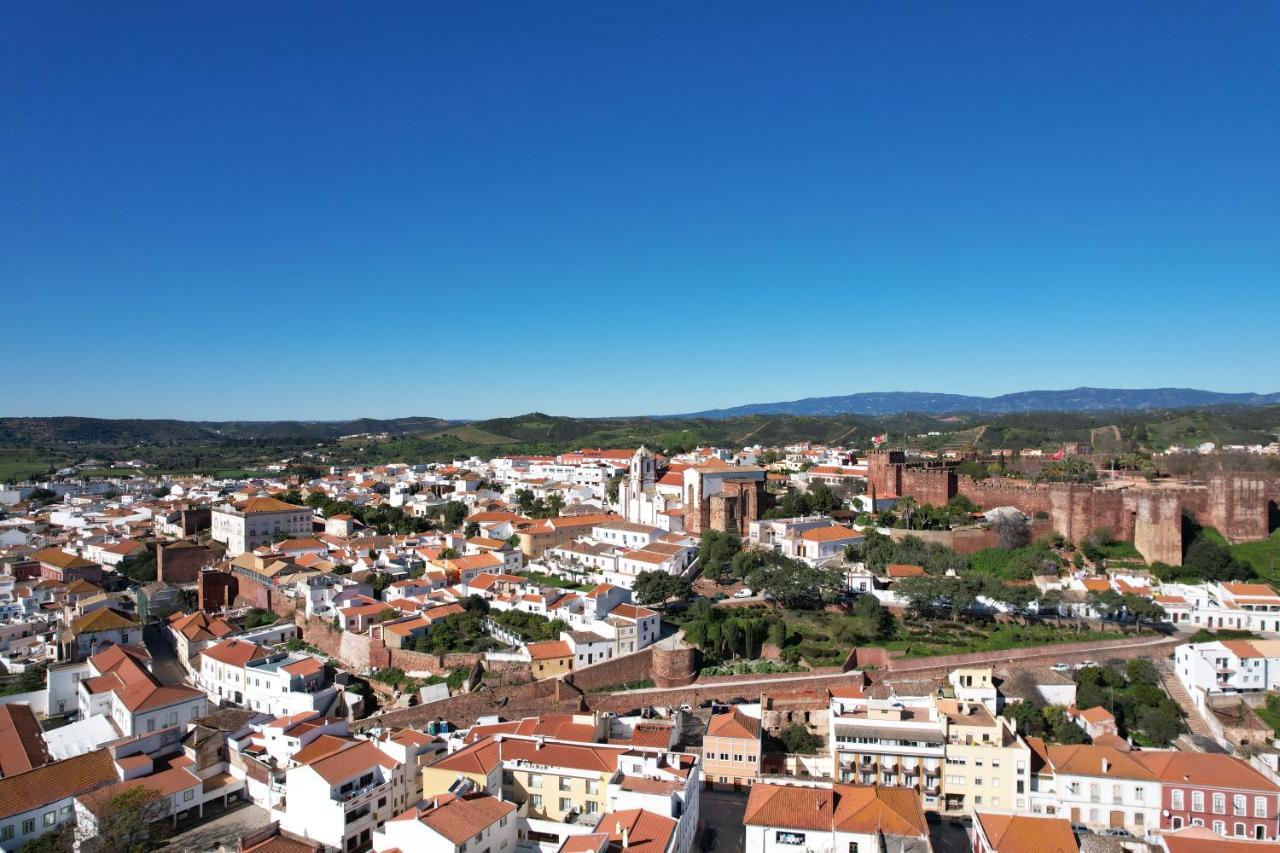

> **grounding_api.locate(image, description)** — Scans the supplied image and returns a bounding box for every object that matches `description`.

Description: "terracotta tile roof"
[33,547,98,570]
[71,607,139,634]
[429,737,501,776]
[1133,752,1280,791]
[707,707,760,740]
[169,610,236,642]
[627,723,674,749]
[745,783,929,838]
[1161,827,1280,853]
[0,748,118,819]
[236,497,306,514]
[594,808,677,853]
[200,638,269,667]
[281,657,324,677]
[1042,743,1154,779]
[800,525,860,542]
[1075,706,1114,724]
[1223,583,1280,597]
[304,740,398,785]
[0,703,51,776]
[394,792,516,844]
[527,640,572,661]
[290,734,351,765]
[609,603,656,620]
[886,563,925,578]
[833,785,929,837]
[745,783,833,830]
[975,811,1079,853]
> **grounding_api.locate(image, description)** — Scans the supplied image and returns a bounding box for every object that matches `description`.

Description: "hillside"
[1,406,1278,478]
[674,387,1280,418]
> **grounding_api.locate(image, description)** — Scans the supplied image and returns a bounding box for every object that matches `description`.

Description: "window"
[183,790,194,802]
[0,827,11,842]
[59,806,70,817]
[528,774,542,789]
[42,812,55,827]
[1236,824,1247,837]
[560,798,571,812]
[1172,790,1185,810]
[1236,795,1248,816]
[1215,794,1227,814]
[1173,818,1184,830]
[559,778,571,792]
[1214,821,1226,835]
[531,795,542,808]
[586,801,599,814]
[849,844,859,853]
[1135,786,1145,802]
[1194,791,1205,812]
[22,819,34,835]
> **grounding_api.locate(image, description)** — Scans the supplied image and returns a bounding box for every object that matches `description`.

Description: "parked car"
[1100,828,1132,838]
[1077,660,1099,669]
[734,588,754,599]
[1051,663,1073,673]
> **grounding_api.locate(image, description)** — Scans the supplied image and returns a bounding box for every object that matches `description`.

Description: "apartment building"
[702,705,761,790]
[829,693,946,811]
[1175,638,1280,708]
[421,733,696,853]
[280,737,429,853]
[1134,752,1280,839]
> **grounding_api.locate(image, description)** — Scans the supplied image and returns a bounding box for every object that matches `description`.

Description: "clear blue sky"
[3,2,1277,420]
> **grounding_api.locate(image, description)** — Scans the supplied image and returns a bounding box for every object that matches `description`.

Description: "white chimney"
[622,826,630,848]
[1102,758,1111,773]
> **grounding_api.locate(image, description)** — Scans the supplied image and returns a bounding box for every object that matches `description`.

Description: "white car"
[1051,663,1072,673]
[734,588,754,599]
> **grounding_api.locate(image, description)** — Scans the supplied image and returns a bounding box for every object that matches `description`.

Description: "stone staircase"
[1158,661,1216,739]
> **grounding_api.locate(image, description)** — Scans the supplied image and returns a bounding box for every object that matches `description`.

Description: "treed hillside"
[1,407,1278,479]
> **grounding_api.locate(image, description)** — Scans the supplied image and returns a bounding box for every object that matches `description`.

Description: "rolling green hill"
[1,406,1277,477]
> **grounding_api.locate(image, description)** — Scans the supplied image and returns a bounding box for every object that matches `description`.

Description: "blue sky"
[3,3,1277,420]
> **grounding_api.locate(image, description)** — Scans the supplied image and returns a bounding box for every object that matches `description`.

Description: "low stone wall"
[299,613,391,672]
[388,647,486,677]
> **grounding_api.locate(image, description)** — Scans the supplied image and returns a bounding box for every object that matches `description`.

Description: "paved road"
[161,801,267,852]
[143,624,191,687]
[700,790,748,853]
[929,816,973,853]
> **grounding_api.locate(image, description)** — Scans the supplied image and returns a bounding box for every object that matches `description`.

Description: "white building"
[372,792,516,853]
[279,737,430,853]
[196,638,334,717]
[1174,638,1280,709]
[211,497,311,556]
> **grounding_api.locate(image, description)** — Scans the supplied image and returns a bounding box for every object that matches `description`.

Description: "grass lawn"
[1200,527,1280,585]
[1228,530,1280,584]
[1256,703,1280,738]
[0,449,65,481]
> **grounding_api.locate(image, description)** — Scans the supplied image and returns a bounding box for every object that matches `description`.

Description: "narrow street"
[143,623,191,687]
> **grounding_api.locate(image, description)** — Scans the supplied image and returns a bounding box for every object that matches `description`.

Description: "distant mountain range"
[669,387,1280,419]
